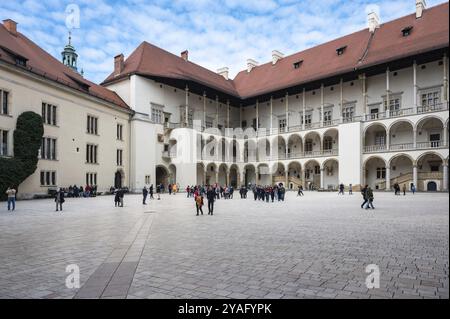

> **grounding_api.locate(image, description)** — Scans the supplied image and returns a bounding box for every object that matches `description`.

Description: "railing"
[364,112,386,121]
[389,107,415,118]
[416,140,446,150]
[417,102,448,114]
[389,143,414,151]
[364,144,387,153]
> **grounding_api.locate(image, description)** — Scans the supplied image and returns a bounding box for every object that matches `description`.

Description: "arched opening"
[287,134,302,159]
[244,164,256,186]
[323,129,338,155]
[244,139,257,162]
[206,163,217,185]
[229,139,240,163]
[196,163,205,185]
[229,165,239,188]
[364,123,387,153]
[389,120,414,151]
[304,160,321,190]
[363,157,387,190]
[304,132,321,156]
[427,181,437,191]
[219,138,227,162]
[196,134,203,160]
[114,170,124,189]
[218,164,228,186]
[287,161,302,189]
[258,163,271,185]
[203,136,218,161]
[389,154,414,191]
[156,166,169,187]
[417,152,444,191]
[271,136,287,160]
[168,164,177,184]
[257,138,271,162]
[416,117,445,149]
[272,162,286,186]
[323,159,339,190]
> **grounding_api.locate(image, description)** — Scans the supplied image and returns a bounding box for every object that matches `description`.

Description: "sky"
[0,0,447,84]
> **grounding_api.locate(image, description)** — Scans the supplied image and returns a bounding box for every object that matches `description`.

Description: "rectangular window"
[41,103,57,125]
[0,129,8,156]
[342,104,355,123]
[322,110,332,125]
[151,106,163,124]
[87,115,98,135]
[376,167,386,179]
[305,140,313,152]
[279,118,287,130]
[86,144,98,164]
[420,88,441,111]
[383,95,401,112]
[40,137,57,160]
[1,90,9,115]
[145,175,151,185]
[375,133,386,146]
[86,173,97,186]
[40,171,56,186]
[117,149,123,166]
[116,124,123,141]
[300,113,312,127]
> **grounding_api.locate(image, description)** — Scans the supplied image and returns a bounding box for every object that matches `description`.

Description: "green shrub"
[0,111,44,201]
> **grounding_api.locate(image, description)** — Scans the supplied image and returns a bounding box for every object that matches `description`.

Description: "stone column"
[413,128,417,149]
[443,163,448,192]
[413,61,418,114]
[385,67,390,118]
[385,167,391,191]
[203,91,206,129]
[227,100,230,128]
[361,74,368,117]
[215,96,219,128]
[340,78,344,123]
[413,165,418,190]
[285,92,289,133]
[226,171,230,186]
[270,97,273,134]
[444,53,448,103]
[320,83,324,127]
[302,88,306,130]
[185,85,189,127]
[256,100,259,133]
[285,171,289,189]
[320,168,324,189]
[215,171,219,185]
[386,132,390,151]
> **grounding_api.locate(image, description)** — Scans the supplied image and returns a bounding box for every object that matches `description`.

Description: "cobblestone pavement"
[0,191,448,299]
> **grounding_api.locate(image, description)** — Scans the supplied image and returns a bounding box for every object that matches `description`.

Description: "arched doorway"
[322,159,339,190]
[427,181,437,191]
[156,166,169,187]
[169,164,177,184]
[244,164,256,186]
[114,170,124,189]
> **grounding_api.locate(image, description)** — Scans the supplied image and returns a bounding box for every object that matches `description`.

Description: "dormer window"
[336,46,347,56]
[401,26,413,37]
[15,57,27,67]
[293,60,303,69]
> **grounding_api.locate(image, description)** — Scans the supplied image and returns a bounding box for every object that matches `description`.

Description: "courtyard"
[0,191,448,299]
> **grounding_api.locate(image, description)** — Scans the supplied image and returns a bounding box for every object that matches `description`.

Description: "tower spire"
[62,30,78,72]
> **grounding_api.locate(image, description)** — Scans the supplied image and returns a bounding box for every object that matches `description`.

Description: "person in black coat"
[206,186,216,215]
[142,186,148,205]
[55,188,65,212]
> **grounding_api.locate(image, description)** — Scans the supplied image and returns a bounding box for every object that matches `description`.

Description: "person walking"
[157,184,162,200]
[411,183,416,195]
[119,188,125,207]
[195,193,204,216]
[173,184,178,195]
[338,183,345,195]
[361,185,368,209]
[6,186,16,211]
[365,187,375,209]
[402,184,407,196]
[149,184,154,199]
[55,188,65,212]
[207,186,215,215]
[349,184,353,195]
[297,185,304,196]
[114,189,121,207]
[142,186,148,205]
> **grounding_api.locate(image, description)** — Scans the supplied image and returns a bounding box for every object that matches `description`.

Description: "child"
[195,194,204,216]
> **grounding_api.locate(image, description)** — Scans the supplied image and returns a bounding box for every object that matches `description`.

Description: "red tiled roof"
[0,24,130,110]
[103,2,449,100]
[103,41,239,96]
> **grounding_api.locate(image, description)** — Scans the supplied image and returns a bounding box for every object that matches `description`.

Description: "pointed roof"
[0,24,129,110]
[103,2,449,100]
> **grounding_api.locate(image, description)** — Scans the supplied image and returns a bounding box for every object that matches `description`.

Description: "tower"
[61,31,78,72]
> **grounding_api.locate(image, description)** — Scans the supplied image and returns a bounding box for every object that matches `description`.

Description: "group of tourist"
[393,183,416,196]
[67,185,98,198]
[338,184,353,195]
[252,184,287,202]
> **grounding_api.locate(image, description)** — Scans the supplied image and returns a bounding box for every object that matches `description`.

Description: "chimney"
[114,54,124,76]
[416,0,426,18]
[217,67,229,80]
[181,50,189,61]
[367,11,380,33]
[247,59,259,73]
[272,50,284,65]
[3,19,18,36]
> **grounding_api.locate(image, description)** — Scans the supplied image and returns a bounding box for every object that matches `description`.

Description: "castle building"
[0,1,448,198]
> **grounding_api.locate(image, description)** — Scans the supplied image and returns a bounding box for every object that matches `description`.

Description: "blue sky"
[1,0,447,84]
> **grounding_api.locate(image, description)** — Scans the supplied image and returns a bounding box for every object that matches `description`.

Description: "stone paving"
[0,191,448,299]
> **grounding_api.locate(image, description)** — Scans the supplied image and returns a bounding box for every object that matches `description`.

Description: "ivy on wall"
[0,111,44,201]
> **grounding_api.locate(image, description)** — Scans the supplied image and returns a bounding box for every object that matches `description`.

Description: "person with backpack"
[365,187,375,210]
[361,185,368,209]
[55,188,65,212]
[195,193,204,216]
